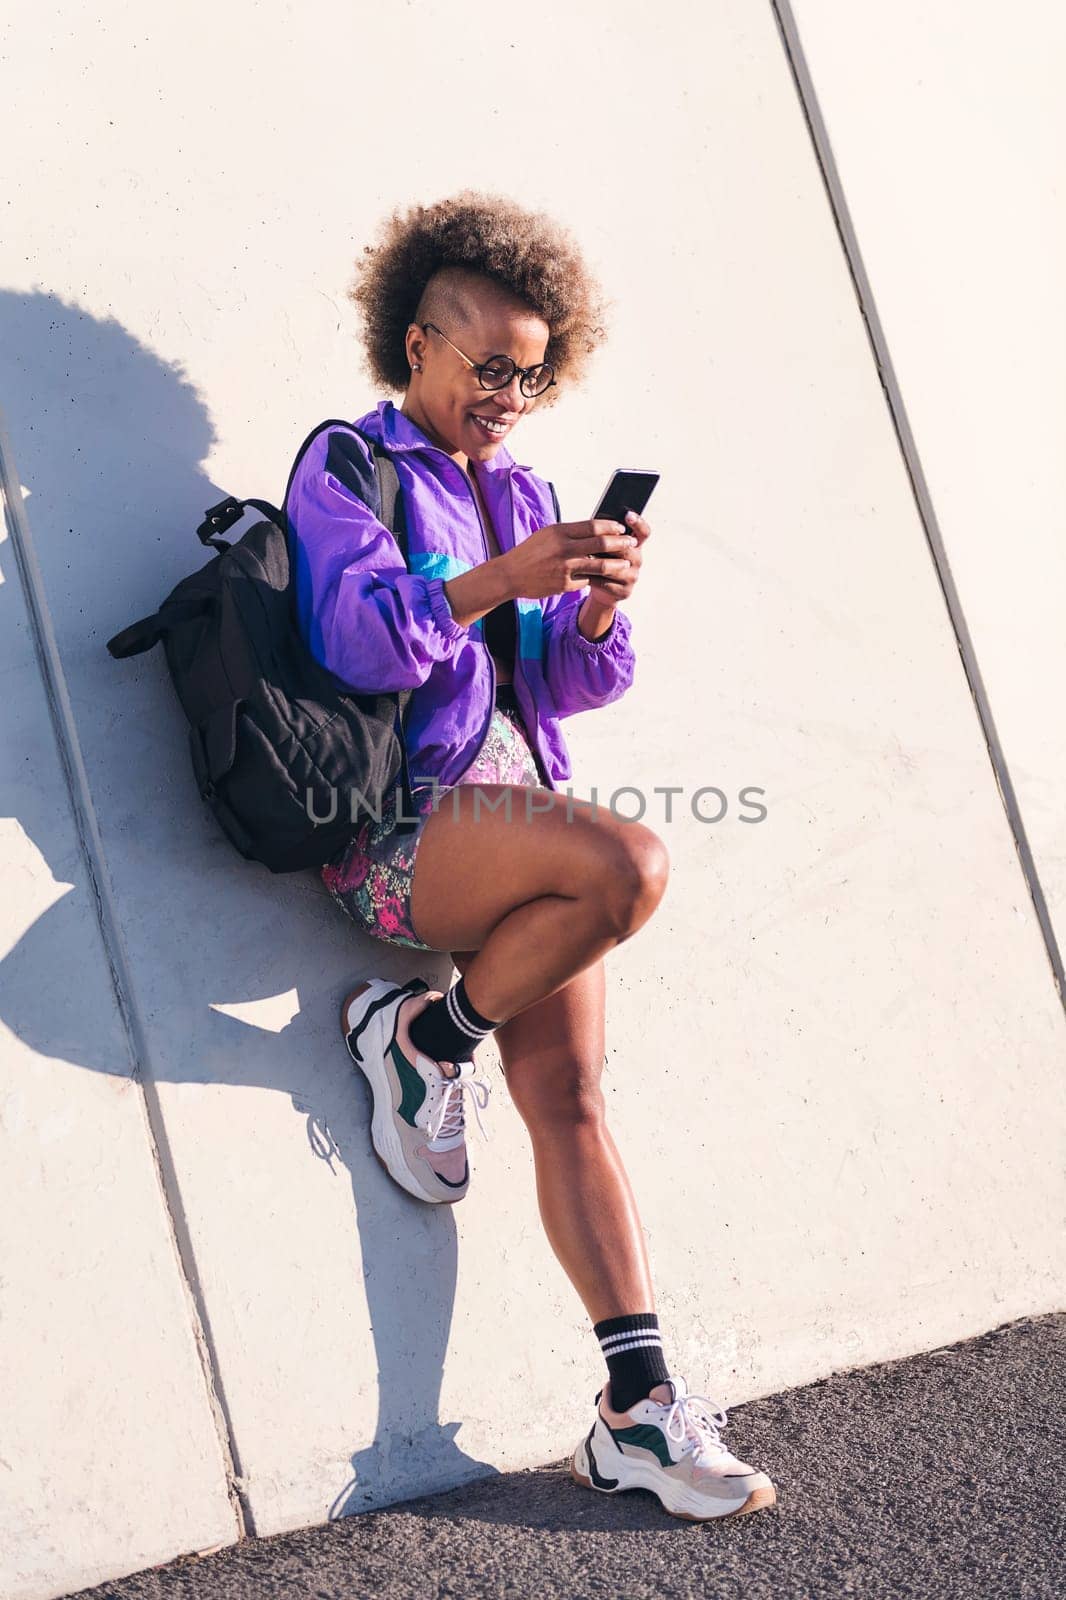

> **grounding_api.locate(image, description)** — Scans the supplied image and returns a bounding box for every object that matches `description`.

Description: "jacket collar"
[361,398,529,473]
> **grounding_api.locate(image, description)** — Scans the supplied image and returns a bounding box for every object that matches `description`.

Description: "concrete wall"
[785,0,1066,985]
[0,445,237,1591]
[2,1,1063,1594]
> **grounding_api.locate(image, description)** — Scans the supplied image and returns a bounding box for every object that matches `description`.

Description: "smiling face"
[401,273,551,468]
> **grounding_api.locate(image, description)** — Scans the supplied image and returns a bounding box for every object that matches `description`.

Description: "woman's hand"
[501,519,640,601]
[582,509,649,605]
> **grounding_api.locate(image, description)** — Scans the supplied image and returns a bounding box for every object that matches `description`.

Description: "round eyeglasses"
[421,321,556,399]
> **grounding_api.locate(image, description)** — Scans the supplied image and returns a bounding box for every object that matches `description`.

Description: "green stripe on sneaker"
[610,1423,673,1469]
[390,1041,426,1127]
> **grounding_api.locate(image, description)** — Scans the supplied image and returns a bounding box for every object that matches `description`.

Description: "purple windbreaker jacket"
[285,399,636,791]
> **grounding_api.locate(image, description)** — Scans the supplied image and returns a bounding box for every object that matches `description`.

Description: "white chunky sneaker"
[571,1377,777,1520]
[340,978,490,1205]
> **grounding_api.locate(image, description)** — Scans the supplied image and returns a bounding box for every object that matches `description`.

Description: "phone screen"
[591,468,660,525]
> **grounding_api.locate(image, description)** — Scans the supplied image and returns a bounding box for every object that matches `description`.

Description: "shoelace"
[663,1393,731,1459]
[427,1062,491,1144]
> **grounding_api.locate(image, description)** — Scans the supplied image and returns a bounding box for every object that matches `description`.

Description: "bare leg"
[408,787,669,1025]
[452,948,654,1324]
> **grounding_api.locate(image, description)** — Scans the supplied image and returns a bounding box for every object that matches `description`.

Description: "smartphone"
[591,469,660,556]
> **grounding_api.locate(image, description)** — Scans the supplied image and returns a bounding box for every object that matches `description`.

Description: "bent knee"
[510,1063,607,1132]
[600,825,671,939]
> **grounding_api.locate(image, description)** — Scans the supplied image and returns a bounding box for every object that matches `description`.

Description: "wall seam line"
[0,405,253,1540]
[769,0,1065,1011]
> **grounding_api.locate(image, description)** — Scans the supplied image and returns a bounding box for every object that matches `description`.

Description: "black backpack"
[106,420,418,873]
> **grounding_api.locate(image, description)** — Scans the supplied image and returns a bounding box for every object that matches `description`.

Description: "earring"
[412,362,422,371]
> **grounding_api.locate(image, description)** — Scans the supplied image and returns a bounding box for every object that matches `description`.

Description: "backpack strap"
[371,443,407,556]
[547,479,562,524]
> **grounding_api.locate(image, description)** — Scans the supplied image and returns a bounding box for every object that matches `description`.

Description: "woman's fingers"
[560,515,648,595]
[574,555,631,580]
[586,579,631,604]
[568,519,629,550]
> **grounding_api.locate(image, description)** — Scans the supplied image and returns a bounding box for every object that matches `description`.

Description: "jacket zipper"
[505,470,553,790]
[449,458,497,785]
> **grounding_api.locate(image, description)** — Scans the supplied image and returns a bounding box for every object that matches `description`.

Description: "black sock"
[407,976,498,1064]
[594,1313,671,1413]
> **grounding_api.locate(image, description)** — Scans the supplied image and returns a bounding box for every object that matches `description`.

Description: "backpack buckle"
[197,497,245,548]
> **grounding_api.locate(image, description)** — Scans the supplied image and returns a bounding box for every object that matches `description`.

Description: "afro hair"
[349,190,609,404]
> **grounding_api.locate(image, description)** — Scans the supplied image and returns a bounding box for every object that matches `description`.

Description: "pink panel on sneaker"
[417,1142,468,1184]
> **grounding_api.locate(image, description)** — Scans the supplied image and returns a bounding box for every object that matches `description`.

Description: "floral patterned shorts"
[321,686,546,951]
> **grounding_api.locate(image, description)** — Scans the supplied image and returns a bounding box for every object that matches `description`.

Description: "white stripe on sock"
[446,986,491,1038]
[599,1336,664,1356]
[599,1327,661,1350]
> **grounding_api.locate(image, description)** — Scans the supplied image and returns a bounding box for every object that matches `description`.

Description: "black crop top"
[482,598,517,671]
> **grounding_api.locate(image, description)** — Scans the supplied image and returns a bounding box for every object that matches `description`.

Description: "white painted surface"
[787,0,1066,945]
[0,481,235,1596]
[1,0,1063,1591]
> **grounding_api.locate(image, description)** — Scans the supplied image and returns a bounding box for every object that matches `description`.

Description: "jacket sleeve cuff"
[567,599,630,654]
[426,577,469,642]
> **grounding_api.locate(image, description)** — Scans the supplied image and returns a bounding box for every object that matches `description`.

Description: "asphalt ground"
[70,1312,1064,1600]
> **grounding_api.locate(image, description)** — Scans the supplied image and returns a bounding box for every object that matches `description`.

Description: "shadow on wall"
[0,290,496,1517]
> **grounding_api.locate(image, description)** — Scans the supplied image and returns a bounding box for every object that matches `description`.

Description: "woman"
[286,192,776,1521]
